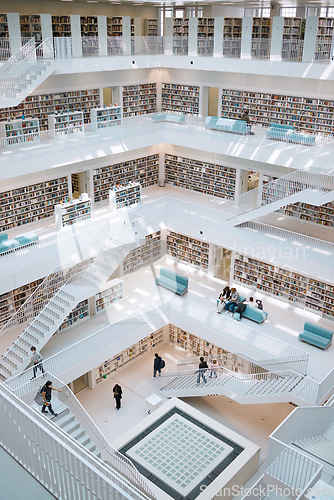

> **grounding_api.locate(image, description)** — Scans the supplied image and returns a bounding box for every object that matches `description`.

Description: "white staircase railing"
[0,381,156,500]
[0,216,142,379]
[11,373,156,499]
[229,170,334,226]
[0,38,53,104]
[158,366,319,405]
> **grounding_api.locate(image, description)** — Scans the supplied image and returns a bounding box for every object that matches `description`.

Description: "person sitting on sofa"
[225,288,240,313]
[217,286,231,314]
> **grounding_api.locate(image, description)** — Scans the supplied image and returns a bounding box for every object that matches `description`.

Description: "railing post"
[70,15,82,57]
[241,17,252,59]
[302,17,318,63]
[213,17,224,57]
[98,16,107,56]
[270,16,283,61]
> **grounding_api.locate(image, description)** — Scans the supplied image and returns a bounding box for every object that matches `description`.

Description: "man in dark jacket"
[113,384,122,410]
[152,353,162,379]
[197,357,208,384]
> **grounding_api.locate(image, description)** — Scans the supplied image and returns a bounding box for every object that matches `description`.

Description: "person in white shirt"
[31,346,45,380]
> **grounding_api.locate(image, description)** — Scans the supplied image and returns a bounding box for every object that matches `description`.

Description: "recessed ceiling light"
[60,0,73,2]
[87,0,98,3]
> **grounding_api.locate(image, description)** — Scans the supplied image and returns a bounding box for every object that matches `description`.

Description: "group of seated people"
[217,286,262,319]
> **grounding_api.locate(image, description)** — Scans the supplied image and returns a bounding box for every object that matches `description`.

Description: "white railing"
[107,35,123,55]
[0,382,155,500]
[176,351,309,376]
[197,36,214,56]
[171,36,188,55]
[142,36,164,54]
[11,373,156,499]
[314,41,334,63]
[230,170,334,219]
[53,36,72,59]
[281,39,304,62]
[82,36,99,57]
[0,37,10,60]
[251,37,271,59]
[222,37,241,58]
[5,296,167,391]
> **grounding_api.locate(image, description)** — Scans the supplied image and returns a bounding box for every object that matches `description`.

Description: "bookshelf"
[107,17,123,54]
[221,88,334,134]
[90,106,122,130]
[48,112,84,135]
[0,118,40,145]
[315,18,334,62]
[123,231,161,274]
[80,16,98,36]
[58,300,89,332]
[197,18,214,55]
[165,154,236,199]
[20,15,42,44]
[167,231,209,270]
[0,89,100,131]
[94,328,164,385]
[0,14,9,38]
[95,279,123,313]
[0,279,43,328]
[282,18,305,61]
[144,18,158,36]
[93,154,159,203]
[162,83,199,115]
[169,325,251,372]
[109,182,141,210]
[233,253,334,319]
[279,201,334,227]
[0,176,69,232]
[251,17,271,59]
[223,18,242,57]
[52,16,71,37]
[122,83,157,117]
[55,197,92,228]
[172,18,189,54]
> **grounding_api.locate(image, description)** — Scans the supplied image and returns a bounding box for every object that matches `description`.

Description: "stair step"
[39,314,55,325]
[85,441,97,453]
[77,434,91,447]
[61,420,80,435]
[0,364,11,375]
[7,351,23,364]
[91,448,102,459]
[70,427,86,441]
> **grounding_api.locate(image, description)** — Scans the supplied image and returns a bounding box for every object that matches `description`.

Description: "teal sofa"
[266,123,316,146]
[299,322,333,350]
[152,113,186,124]
[221,296,268,324]
[206,116,248,135]
[156,267,188,296]
[0,232,39,255]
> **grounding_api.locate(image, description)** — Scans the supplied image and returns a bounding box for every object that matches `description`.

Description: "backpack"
[256,299,263,310]
[34,386,44,406]
[159,358,165,369]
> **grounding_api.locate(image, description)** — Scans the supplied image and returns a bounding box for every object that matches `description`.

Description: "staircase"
[159,367,316,405]
[228,170,334,226]
[53,408,102,459]
[0,38,54,108]
[293,425,334,466]
[0,226,140,380]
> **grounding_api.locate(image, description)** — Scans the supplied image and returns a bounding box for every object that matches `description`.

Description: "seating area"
[219,296,268,324]
[205,116,248,135]
[156,267,188,296]
[0,232,39,255]
[266,123,316,146]
[152,113,186,124]
[299,322,333,350]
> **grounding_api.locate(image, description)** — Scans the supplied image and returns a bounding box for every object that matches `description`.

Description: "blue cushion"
[205,116,217,128]
[299,332,331,350]
[242,306,268,324]
[152,113,166,122]
[233,121,247,134]
[156,268,188,296]
[0,233,8,243]
[15,233,39,246]
[270,123,294,130]
[303,322,333,340]
[165,114,185,123]
[0,239,20,254]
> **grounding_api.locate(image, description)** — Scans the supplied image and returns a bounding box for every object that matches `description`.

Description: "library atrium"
[0,0,334,499]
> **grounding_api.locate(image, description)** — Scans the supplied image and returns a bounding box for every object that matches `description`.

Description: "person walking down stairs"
[196,357,208,384]
[41,381,62,417]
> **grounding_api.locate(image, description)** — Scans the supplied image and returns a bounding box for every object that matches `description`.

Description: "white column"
[213,16,224,57]
[188,17,198,56]
[241,17,252,59]
[270,16,283,61]
[164,18,173,55]
[7,12,21,56]
[302,16,318,62]
[133,17,142,54]
[98,15,107,56]
[158,144,165,186]
[71,14,82,57]
[122,16,131,56]
[40,14,53,58]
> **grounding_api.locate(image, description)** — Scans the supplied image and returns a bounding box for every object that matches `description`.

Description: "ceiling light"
[87,0,98,3]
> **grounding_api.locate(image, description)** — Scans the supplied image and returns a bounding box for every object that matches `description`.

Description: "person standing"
[113,384,122,410]
[41,381,61,416]
[209,359,218,378]
[152,353,162,379]
[31,346,45,380]
[197,357,208,384]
